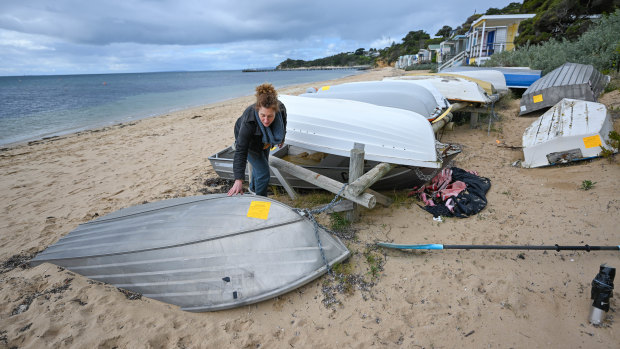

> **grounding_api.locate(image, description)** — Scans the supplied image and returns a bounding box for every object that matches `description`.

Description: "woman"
[227,83,287,197]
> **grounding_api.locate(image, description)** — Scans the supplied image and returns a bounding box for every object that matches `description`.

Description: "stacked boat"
[209,70,513,189]
[519,63,614,167]
[209,87,460,190]
[440,66,541,89]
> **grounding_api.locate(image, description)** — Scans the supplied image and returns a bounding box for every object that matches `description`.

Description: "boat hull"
[441,66,542,89]
[209,145,459,190]
[384,75,491,104]
[522,99,613,168]
[519,63,610,115]
[433,70,508,93]
[31,195,350,311]
[301,80,450,120]
[279,95,440,168]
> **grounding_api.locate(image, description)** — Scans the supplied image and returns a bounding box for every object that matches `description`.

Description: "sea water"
[0,70,358,146]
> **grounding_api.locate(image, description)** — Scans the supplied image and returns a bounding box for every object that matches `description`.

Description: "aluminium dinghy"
[209,143,461,190]
[31,194,350,312]
[519,62,610,115]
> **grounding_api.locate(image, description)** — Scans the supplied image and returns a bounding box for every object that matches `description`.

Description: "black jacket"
[233,102,287,180]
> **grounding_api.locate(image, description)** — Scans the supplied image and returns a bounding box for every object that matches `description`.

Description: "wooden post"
[470,111,479,129]
[268,156,376,209]
[346,162,395,197]
[366,188,393,207]
[346,144,365,222]
[432,113,453,133]
[270,166,297,200]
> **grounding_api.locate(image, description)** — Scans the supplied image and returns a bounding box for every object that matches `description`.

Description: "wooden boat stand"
[268,143,394,218]
[266,99,493,222]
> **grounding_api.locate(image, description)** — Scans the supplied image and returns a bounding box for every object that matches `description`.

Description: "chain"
[294,183,348,276]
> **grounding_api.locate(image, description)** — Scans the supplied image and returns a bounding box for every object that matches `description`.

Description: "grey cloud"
[0,0,504,46]
[0,0,516,75]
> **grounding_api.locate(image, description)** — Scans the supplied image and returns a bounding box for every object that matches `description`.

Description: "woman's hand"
[227,179,244,196]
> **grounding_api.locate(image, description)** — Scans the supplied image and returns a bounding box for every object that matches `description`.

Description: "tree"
[435,25,453,38]
[516,0,620,46]
[485,2,522,15]
[354,48,365,55]
[401,30,430,54]
[455,14,483,35]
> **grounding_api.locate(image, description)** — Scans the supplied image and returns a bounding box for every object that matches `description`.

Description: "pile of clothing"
[409,167,491,218]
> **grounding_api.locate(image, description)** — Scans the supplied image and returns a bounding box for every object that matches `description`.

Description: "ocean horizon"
[0,69,359,147]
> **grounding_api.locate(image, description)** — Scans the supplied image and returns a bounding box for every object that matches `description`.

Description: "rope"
[294,183,348,276]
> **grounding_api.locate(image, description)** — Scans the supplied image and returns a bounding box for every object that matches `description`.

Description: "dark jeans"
[247,148,270,196]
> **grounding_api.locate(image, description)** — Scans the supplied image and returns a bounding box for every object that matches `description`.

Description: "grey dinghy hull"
[519,63,609,115]
[31,195,350,312]
[209,144,461,190]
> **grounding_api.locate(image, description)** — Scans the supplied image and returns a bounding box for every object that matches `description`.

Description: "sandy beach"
[1,67,619,348]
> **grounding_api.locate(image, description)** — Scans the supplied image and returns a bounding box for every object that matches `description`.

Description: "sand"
[1,68,618,348]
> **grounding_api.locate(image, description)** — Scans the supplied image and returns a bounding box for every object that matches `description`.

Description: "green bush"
[404,63,437,71]
[485,10,620,74]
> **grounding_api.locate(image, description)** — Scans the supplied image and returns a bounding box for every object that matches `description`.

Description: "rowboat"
[278,95,441,168]
[519,63,610,115]
[384,75,491,104]
[31,195,350,312]
[301,80,450,121]
[441,66,541,89]
[522,99,613,168]
[405,72,497,95]
[431,69,508,93]
[209,143,461,190]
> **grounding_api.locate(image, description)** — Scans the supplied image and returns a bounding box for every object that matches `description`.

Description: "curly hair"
[255,83,279,112]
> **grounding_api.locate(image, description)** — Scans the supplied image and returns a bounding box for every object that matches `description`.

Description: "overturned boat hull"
[522,99,613,168]
[441,66,541,89]
[301,80,450,120]
[31,195,350,312]
[432,69,508,93]
[405,72,497,95]
[209,144,460,190]
[384,75,492,104]
[519,62,610,115]
[279,95,441,168]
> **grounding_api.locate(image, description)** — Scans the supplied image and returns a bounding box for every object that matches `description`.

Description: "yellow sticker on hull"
[533,94,543,103]
[320,85,330,91]
[247,201,271,220]
[583,135,602,149]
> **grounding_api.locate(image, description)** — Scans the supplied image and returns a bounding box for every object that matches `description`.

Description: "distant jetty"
[242,65,371,72]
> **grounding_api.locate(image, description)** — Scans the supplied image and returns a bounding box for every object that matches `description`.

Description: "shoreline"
[1,67,618,348]
[0,69,370,150]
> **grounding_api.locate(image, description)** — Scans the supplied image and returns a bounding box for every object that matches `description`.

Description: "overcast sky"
[0,0,516,76]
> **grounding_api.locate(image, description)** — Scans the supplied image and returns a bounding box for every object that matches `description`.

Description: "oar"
[376,242,620,252]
